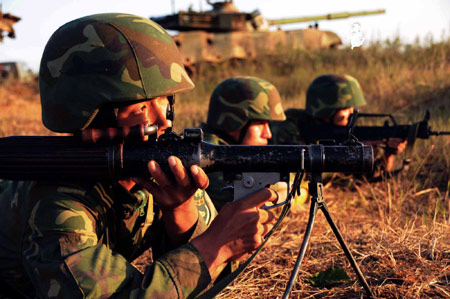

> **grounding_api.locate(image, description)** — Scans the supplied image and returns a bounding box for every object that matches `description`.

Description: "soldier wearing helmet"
[0,14,278,298]
[199,76,287,211]
[203,76,286,145]
[271,74,406,173]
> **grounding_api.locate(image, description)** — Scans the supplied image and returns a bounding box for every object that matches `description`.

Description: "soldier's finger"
[190,165,209,189]
[168,156,191,188]
[148,160,171,188]
[260,223,271,238]
[239,188,278,209]
[258,209,277,225]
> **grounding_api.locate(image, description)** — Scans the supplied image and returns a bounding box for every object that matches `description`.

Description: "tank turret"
[0,7,21,42]
[150,1,385,70]
[151,0,263,32]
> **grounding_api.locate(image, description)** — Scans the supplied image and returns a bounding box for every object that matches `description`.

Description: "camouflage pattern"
[39,13,194,133]
[0,180,211,298]
[305,74,366,119]
[206,76,286,132]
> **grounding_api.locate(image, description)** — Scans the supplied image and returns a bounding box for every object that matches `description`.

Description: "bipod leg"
[282,175,321,299]
[319,194,374,298]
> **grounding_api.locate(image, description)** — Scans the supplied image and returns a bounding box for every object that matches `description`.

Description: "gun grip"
[233,172,282,201]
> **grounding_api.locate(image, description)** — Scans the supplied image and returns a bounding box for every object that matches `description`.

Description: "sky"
[0,0,449,72]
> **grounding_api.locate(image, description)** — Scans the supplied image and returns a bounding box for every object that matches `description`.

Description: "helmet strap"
[165,95,175,133]
[319,109,339,125]
[237,121,252,144]
[88,104,119,129]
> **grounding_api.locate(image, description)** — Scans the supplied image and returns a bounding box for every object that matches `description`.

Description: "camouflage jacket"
[0,180,211,298]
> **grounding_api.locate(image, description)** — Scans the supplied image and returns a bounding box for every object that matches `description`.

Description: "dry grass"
[0,81,55,136]
[216,177,450,298]
[1,38,449,298]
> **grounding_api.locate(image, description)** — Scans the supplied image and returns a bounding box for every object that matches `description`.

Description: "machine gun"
[298,110,450,151]
[0,127,375,298]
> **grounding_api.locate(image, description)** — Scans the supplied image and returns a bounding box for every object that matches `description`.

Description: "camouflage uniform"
[0,14,212,298]
[200,76,286,211]
[270,74,366,145]
[0,181,211,298]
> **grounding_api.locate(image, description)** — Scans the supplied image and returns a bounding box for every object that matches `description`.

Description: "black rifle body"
[0,135,373,181]
[300,111,449,144]
[301,123,441,143]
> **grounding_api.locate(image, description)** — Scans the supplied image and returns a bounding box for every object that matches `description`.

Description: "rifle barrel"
[0,136,373,181]
[430,131,450,136]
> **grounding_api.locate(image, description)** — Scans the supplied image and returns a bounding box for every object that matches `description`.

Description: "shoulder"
[27,181,104,240]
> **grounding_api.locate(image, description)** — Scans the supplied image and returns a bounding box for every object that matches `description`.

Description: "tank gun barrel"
[268,9,385,26]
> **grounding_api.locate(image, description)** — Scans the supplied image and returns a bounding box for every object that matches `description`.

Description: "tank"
[151,0,385,69]
[0,7,21,42]
[0,61,34,83]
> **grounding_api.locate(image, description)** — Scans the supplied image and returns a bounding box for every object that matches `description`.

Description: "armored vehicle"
[0,8,20,42]
[151,0,385,69]
[0,61,34,83]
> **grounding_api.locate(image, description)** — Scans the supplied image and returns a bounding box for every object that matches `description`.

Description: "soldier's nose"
[263,124,272,138]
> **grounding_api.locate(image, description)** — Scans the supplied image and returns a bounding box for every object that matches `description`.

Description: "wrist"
[191,234,225,275]
[162,197,198,235]
[160,195,195,213]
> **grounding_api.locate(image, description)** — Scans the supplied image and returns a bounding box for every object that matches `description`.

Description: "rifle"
[0,126,375,298]
[298,110,450,151]
[0,126,373,199]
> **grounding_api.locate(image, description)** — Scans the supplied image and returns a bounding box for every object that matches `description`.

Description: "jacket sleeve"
[23,190,211,299]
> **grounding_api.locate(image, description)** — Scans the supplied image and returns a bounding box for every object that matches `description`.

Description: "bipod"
[282,173,374,299]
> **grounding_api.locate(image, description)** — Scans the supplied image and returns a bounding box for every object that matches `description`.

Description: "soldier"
[0,14,278,298]
[199,76,310,211]
[271,74,407,173]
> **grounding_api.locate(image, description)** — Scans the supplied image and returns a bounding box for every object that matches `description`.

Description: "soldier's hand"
[135,156,209,211]
[387,138,407,155]
[191,188,278,275]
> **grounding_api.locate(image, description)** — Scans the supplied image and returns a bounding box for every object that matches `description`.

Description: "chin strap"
[236,121,252,144]
[165,95,175,133]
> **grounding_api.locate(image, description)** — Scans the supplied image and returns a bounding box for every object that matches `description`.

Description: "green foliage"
[308,267,350,287]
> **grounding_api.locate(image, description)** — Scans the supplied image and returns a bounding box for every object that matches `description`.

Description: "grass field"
[1,38,449,298]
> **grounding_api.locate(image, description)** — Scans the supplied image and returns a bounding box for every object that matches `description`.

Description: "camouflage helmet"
[206,76,286,132]
[305,74,366,119]
[39,13,194,133]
